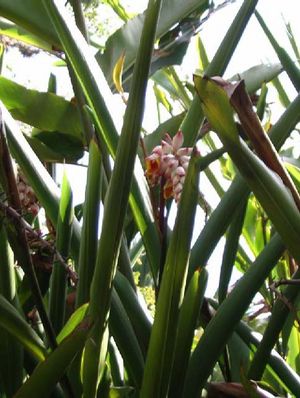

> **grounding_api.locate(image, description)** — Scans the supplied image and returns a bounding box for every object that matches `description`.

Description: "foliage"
[0,0,299,397]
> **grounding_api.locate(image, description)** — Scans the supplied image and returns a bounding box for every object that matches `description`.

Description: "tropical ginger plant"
[0,0,299,397]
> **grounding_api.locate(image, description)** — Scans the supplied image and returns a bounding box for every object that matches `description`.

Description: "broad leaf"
[0,18,53,51]
[0,0,60,47]
[0,76,83,139]
[96,0,209,88]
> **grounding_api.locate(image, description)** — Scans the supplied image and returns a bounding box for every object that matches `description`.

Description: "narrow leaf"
[0,294,46,361]
[49,172,73,334]
[194,75,300,264]
[183,234,285,397]
[255,11,300,90]
[141,151,200,398]
[76,138,102,308]
[112,51,125,94]
[169,268,208,397]
[14,320,91,398]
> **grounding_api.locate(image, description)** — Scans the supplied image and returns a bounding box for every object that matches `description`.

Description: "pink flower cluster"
[17,172,40,217]
[145,131,192,202]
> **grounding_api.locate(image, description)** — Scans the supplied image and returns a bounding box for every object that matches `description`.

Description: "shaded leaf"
[14,319,91,398]
[0,0,60,48]
[26,131,84,163]
[230,63,282,94]
[97,0,209,88]
[0,294,46,361]
[0,76,83,139]
[0,18,53,51]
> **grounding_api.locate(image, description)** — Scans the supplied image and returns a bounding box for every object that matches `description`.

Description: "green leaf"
[189,90,300,277]
[181,0,259,147]
[97,0,209,88]
[230,63,282,94]
[109,289,144,388]
[194,75,300,264]
[169,268,208,398]
[272,76,291,108]
[196,34,209,71]
[41,0,160,279]
[237,321,300,397]
[0,76,83,139]
[0,294,46,361]
[109,386,135,398]
[57,303,89,344]
[102,0,132,22]
[0,18,53,51]
[49,172,73,334]
[286,324,300,374]
[255,11,300,91]
[76,138,102,308]
[248,267,300,381]
[26,131,84,163]
[14,319,91,398]
[141,151,200,398]
[284,19,300,61]
[218,199,247,303]
[2,104,82,263]
[114,272,152,357]
[183,234,285,397]
[0,0,60,47]
[0,226,23,396]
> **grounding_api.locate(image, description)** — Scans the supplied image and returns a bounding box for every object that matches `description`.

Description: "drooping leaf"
[230,63,282,94]
[96,0,209,88]
[26,131,84,163]
[0,0,60,48]
[0,76,83,139]
[189,89,300,277]
[0,18,53,52]
[112,51,126,95]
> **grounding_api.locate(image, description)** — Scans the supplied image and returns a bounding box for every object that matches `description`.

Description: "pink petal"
[175,166,185,177]
[161,140,173,154]
[152,145,163,155]
[177,147,192,157]
[174,182,183,194]
[172,130,184,152]
[164,133,173,145]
